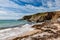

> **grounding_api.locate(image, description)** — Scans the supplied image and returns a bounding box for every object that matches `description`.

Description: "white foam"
[0,24,34,40]
[0,28,12,32]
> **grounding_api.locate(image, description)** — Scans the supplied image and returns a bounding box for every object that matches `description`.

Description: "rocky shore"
[0,18,59,40]
[0,11,60,40]
[12,11,60,40]
[12,19,60,40]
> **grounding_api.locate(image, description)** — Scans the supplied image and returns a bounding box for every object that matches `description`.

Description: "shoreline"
[0,21,60,40]
[0,22,43,30]
[0,24,24,30]
[0,24,35,40]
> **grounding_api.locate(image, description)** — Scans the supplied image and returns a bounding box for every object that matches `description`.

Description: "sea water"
[0,20,30,28]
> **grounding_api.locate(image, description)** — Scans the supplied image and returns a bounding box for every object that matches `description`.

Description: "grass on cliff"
[31,12,47,17]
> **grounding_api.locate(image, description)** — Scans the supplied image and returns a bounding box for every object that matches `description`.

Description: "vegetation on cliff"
[22,11,60,22]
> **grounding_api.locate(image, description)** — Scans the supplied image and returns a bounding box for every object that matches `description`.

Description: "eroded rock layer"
[22,11,60,22]
[13,19,60,40]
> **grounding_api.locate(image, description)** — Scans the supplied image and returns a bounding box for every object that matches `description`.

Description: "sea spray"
[0,24,35,40]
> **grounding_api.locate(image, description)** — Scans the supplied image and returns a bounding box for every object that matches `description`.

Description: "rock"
[12,20,60,40]
[13,12,60,40]
[21,15,32,22]
[13,30,41,40]
[21,13,48,22]
[21,11,60,23]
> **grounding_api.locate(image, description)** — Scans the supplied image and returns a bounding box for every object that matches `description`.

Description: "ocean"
[0,20,30,28]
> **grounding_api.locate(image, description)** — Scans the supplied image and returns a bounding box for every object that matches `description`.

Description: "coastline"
[0,11,60,40]
[0,24,35,40]
[12,20,60,40]
[0,22,44,40]
[0,24,24,30]
[0,20,60,40]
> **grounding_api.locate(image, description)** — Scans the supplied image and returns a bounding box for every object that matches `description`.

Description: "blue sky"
[0,0,60,20]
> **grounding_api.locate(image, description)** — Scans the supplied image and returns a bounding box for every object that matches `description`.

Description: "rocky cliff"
[13,19,60,40]
[22,11,60,22]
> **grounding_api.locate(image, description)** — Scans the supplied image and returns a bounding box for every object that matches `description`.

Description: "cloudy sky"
[0,0,60,20]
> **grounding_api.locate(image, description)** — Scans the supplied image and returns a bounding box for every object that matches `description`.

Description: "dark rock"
[21,11,60,22]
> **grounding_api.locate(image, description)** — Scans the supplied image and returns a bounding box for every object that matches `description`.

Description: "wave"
[0,24,35,40]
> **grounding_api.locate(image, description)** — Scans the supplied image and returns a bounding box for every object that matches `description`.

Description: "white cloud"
[55,0,60,7]
[0,10,21,20]
[0,10,34,20]
[0,0,20,8]
[0,0,60,13]
[0,0,60,20]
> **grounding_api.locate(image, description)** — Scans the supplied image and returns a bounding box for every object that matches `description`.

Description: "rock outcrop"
[12,19,60,40]
[13,11,60,40]
[22,11,60,22]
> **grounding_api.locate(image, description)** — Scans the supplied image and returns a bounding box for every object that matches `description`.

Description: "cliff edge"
[22,11,60,22]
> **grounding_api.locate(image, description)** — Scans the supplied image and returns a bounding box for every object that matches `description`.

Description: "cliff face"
[22,15,32,21]
[51,11,60,22]
[22,11,60,22]
[13,19,60,40]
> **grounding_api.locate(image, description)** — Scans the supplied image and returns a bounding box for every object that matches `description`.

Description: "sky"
[0,0,60,20]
